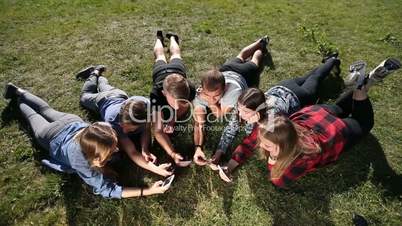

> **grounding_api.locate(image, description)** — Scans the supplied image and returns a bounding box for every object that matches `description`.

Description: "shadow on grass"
[0,99,17,128]
[245,134,402,225]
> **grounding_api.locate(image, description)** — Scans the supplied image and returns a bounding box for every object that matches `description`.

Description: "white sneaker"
[345,60,367,88]
[367,58,401,84]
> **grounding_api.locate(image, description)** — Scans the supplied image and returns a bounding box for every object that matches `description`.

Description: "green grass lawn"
[1,0,402,225]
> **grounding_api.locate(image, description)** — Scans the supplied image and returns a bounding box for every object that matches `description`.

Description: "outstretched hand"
[157,163,174,177]
[193,148,208,166]
[151,180,169,194]
[142,151,157,163]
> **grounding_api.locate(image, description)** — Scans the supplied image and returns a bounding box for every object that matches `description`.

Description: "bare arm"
[140,122,151,153]
[193,107,208,165]
[119,136,171,176]
[193,107,206,146]
[153,110,182,162]
[140,122,156,162]
[121,180,168,198]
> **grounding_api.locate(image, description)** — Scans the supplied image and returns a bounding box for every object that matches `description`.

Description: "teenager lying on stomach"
[222,58,400,187]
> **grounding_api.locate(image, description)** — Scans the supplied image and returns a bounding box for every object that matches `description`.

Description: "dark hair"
[163,74,191,100]
[200,68,225,91]
[119,100,148,125]
[238,88,267,121]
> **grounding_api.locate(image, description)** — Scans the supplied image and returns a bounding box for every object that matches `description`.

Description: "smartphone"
[177,160,192,167]
[217,165,232,182]
[162,175,175,187]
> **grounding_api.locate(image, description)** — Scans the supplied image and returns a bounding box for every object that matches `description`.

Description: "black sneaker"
[322,52,339,63]
[166,32,180,45]
[259,35,270,54]
[4,83,20,99]
[75,65,95,80]
[75,65,106,80]
[367,58,401,84]
[94,65,106,75]
[156,30,166,47]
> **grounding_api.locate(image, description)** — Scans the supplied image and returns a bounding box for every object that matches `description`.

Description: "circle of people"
[4,31,401,199]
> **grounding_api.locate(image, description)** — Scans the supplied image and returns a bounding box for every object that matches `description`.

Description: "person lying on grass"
[210,54,341,176]
[76,65,173,177]
[150,30,196,167]
[192,36,269,166]
[219,58,401,186]
[3,84,171,198]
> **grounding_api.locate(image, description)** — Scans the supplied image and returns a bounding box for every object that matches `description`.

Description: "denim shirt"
[47,122,123,199]
[99,96,149,138]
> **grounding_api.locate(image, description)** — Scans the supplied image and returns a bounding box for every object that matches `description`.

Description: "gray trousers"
[80,75,128,112]
[19,92,83,151]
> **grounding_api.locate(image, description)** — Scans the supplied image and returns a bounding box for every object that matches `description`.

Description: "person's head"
[199,68,225,105]
[162,74,191,110]
[76,122,119,168]
[258,116,320,179]
[119,99,148,133]
[237,88,267,124]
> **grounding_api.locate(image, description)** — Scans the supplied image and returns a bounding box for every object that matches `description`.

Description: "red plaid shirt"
[232,105,349,188]
[231,124,259,165]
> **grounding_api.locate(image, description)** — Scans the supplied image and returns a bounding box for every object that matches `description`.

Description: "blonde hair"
[75,122,118,168]
[258,116,320,179]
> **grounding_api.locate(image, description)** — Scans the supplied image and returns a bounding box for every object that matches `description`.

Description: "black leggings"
[219,57,260,87]
[320,90,374,147]
[279,58,339,106]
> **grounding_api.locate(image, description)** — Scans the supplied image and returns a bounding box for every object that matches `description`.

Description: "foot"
[166,32,180,45]
[156,30,166,47]
[259,35,270,54]
[94,65,106,75]
[345,60,367,89]
[75,65,106,80]
[322,52,339,63]
[3,83,24,99]
[367,58,401,85]
[75,65,94,80]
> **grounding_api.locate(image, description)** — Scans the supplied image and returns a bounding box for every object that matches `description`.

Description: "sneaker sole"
[369,58,401,81]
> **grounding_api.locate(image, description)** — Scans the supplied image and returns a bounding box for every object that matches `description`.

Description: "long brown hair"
[258,116,320,179]
[238,88,268,121]
[75,122,118,168]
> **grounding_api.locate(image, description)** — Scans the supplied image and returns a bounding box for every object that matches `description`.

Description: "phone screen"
[162,175,175,187]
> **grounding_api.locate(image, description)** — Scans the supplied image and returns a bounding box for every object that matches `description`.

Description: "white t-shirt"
[193,71,248,110]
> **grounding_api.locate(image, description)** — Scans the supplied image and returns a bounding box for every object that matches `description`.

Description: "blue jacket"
[43,122,123,199]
